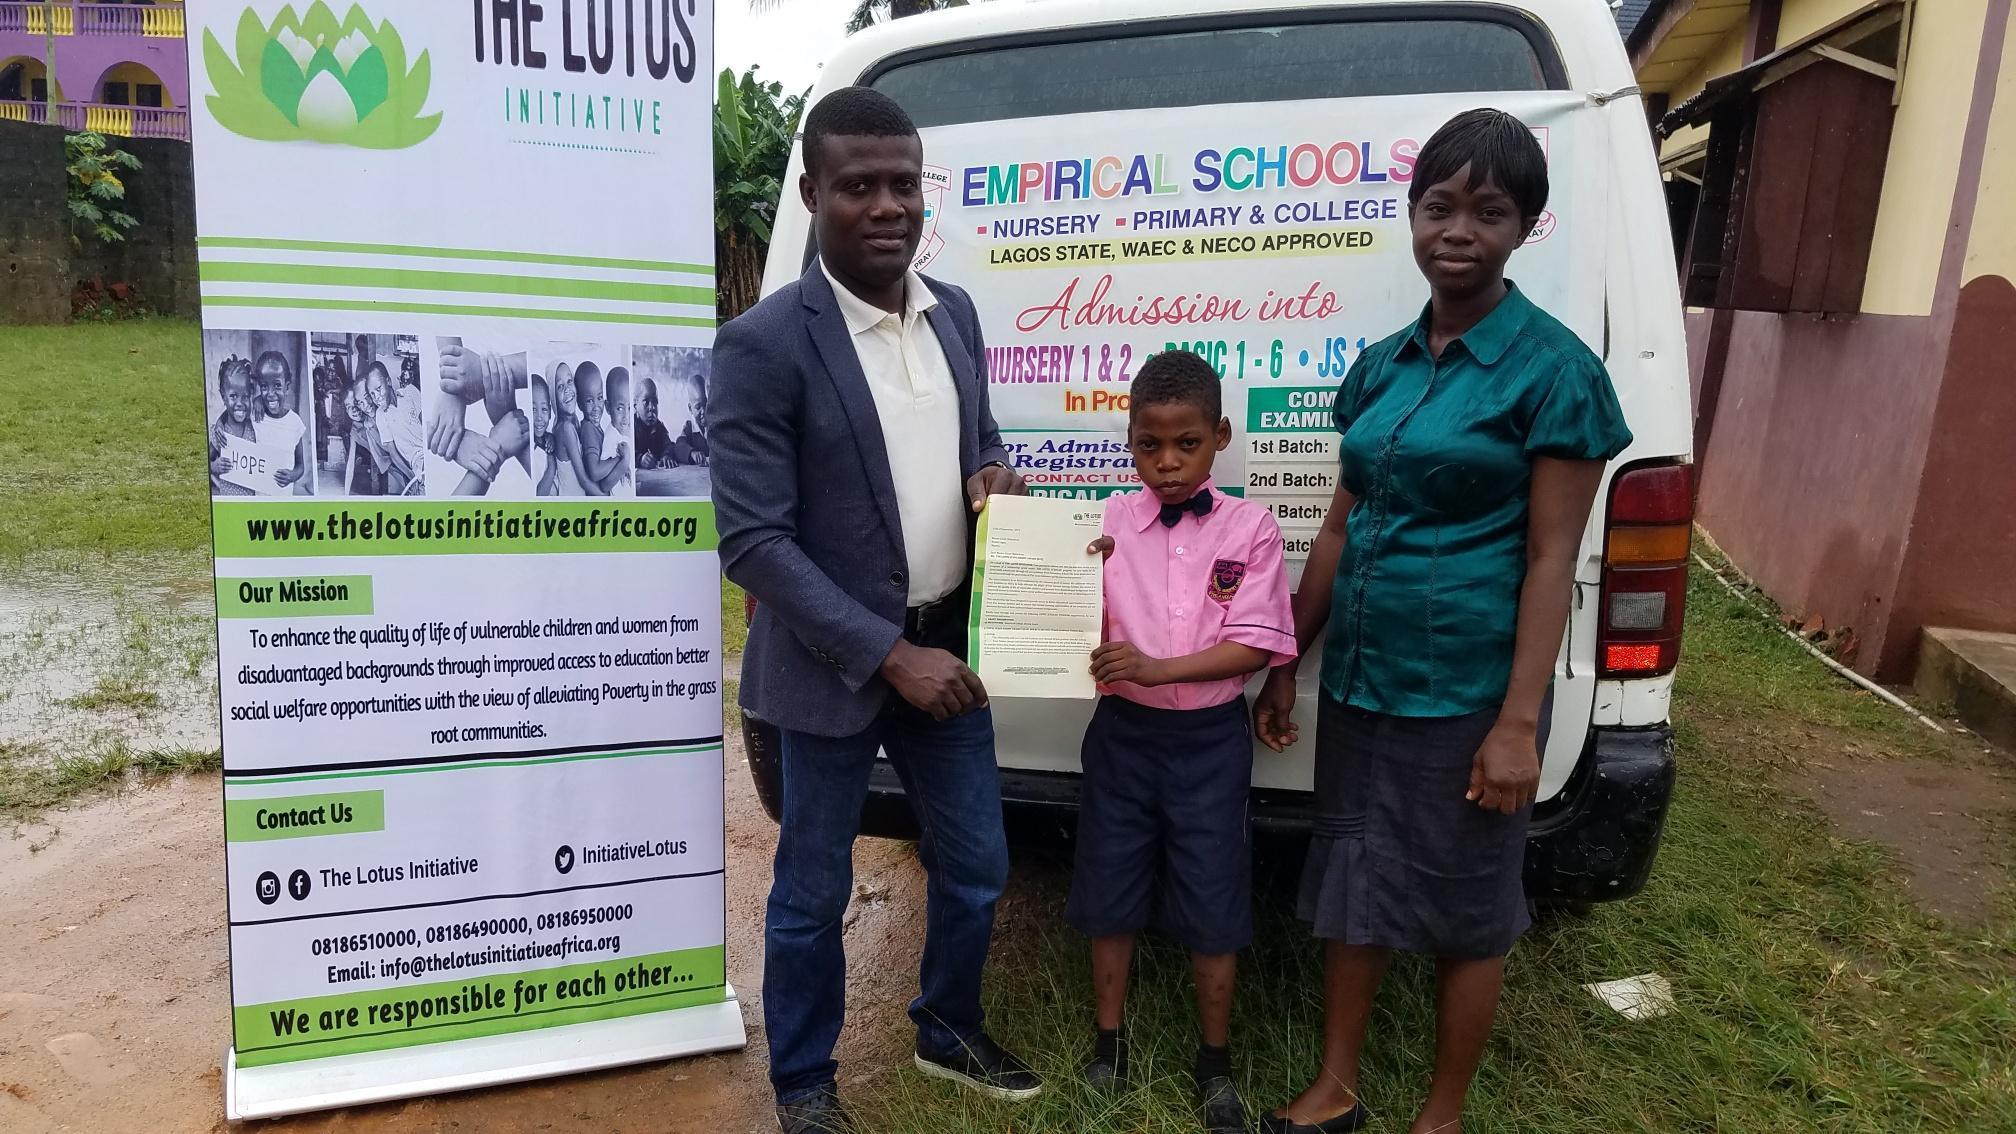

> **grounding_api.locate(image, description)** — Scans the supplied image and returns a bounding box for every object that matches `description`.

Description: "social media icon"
[256,871,281,905]
[288,869,312,901]
[554,845,575,875]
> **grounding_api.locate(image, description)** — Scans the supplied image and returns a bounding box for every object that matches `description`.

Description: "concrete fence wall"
[0,120,197,323]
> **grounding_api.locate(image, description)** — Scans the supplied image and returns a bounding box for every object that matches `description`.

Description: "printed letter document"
[970,495,1104,699]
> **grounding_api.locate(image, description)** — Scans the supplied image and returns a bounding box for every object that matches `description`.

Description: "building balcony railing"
[0,97,187,139]
[0,2,186,39]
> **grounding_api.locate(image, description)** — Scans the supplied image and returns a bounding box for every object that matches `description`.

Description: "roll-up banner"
[185,2,744,1119]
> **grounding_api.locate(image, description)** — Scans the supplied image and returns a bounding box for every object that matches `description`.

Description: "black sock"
[1094,1027,1123,1065]
[1195,1041,1231,1082]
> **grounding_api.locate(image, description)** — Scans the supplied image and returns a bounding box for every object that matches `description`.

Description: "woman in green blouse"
[1255,110,1633,1134]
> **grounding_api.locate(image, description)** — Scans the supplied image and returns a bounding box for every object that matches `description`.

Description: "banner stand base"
[225,985,747,1121]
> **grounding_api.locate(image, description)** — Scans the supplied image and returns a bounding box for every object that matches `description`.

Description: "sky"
[716,0,864,96]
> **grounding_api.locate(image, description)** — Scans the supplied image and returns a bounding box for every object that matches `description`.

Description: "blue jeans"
[765,702,1009,1104]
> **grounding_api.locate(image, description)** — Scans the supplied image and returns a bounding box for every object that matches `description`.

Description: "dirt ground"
[0,733,930,1134]
[1793,748,2016,927]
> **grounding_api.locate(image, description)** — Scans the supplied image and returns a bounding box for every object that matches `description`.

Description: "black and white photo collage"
[204,330,711,501]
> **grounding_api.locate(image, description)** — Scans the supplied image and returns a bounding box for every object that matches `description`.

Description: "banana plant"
[715,66,806,319]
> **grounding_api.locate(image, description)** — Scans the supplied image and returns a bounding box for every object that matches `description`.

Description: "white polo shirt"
[822,259,967,606]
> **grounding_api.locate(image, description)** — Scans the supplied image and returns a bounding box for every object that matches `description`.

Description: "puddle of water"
[0,566,220,755]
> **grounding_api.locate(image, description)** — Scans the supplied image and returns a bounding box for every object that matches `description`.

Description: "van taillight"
[1599,462,1693,678]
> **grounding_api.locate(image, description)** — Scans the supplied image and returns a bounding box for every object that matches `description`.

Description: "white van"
[743,0,1692,905]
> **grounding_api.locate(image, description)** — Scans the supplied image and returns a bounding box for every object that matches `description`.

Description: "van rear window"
[870,14,1561,128]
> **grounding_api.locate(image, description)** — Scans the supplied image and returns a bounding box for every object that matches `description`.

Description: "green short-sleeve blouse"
[1321,282,1633,717]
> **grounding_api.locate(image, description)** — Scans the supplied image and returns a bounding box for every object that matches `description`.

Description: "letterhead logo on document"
[204,3,441,148]
[913,165,953,270]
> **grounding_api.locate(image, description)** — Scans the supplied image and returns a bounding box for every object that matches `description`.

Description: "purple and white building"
[0,0,190,139]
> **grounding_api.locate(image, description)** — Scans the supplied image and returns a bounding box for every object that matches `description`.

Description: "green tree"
[714,66,805,320]
[750,0,968,37]
[64,132,141,248]
[843,0,967,35]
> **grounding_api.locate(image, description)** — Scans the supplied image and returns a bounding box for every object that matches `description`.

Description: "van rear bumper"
[1522,726,1676,902]
[742,715,1676,904]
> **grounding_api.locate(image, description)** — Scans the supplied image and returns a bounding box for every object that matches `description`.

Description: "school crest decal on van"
[912,165,952,270]
[1208,559,1246,604]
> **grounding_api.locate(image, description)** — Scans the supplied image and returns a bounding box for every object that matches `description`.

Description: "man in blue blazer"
[709,87,1039,1134]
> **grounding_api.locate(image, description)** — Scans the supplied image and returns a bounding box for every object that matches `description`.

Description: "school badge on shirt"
[1208,559,1247,603]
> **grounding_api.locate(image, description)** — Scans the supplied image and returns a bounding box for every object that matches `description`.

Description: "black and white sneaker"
[914,1033,1044,1102]
[775,1088,852,1134]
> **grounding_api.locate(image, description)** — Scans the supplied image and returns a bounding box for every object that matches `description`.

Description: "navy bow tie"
[1159,490,1213,528]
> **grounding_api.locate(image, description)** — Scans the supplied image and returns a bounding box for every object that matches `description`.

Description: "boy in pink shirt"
[1074,349,1297,1133]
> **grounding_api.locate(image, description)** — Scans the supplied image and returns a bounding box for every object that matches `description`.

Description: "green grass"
[0,736,221,817]
[853,572,2016,1133]
[0,320,210,563]
[1680,550,1942,747]
[13,590,216,722]
[60,677,163,712]
[724,579,749,655]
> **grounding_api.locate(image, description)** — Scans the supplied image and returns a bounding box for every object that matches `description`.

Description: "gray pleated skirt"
[1296,695,1549,960]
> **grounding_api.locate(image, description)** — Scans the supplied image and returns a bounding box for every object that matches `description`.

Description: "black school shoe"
[914,1033,1044,1101]
[1196,1074,1250,1134]
[1084,1032,1130,1092]
[1258,1102,1370,1133]
[775,1088,852,1134]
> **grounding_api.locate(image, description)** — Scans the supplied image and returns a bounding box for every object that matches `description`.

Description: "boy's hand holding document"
[970,494,1105,699]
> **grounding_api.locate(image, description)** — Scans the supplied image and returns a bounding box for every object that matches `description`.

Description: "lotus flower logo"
[203,3,440,148]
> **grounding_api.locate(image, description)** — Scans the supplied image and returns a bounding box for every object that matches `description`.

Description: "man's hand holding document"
[969,494,1105,699]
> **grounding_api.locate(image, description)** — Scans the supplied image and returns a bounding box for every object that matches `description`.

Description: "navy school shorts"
[1065,695,1255,955]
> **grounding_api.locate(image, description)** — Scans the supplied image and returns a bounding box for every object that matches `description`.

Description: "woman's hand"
[1467,720,1541,814]
[1090,642,1167,688]
[1253,667,1300,752]
[1087,535,1114,559]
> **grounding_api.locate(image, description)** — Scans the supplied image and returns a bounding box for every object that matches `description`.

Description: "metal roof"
[1630,0,1752,93]
[1613,0,1655,37]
